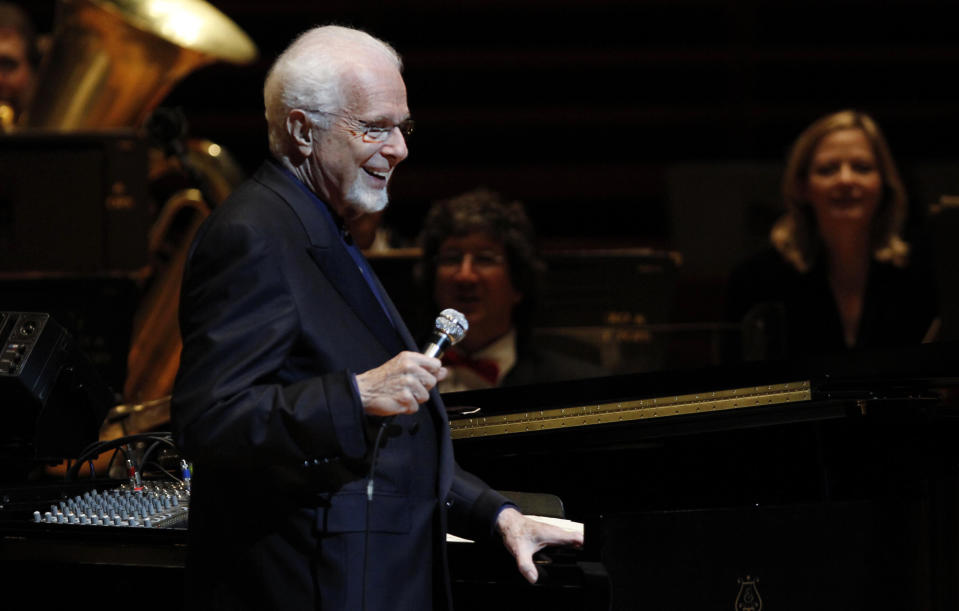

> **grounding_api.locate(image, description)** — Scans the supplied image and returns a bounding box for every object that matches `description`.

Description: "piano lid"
[444,340,959,440]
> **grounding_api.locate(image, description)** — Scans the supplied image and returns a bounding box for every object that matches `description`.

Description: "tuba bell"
[20,0,257,130]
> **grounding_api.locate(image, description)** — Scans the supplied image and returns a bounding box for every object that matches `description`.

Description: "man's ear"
[286,109,314,159]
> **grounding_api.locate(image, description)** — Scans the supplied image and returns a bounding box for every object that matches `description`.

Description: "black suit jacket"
[172,160,507,610]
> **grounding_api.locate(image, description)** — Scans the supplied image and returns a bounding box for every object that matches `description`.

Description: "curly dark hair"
[416,187,545,338]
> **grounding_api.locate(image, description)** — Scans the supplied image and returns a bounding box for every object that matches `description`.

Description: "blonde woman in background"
[725,110,939,360]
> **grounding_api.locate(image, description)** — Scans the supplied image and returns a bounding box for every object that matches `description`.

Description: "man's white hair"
[263,25,403,159]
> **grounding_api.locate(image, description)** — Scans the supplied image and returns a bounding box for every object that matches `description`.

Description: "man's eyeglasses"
[304,109,414,144]
[435,251,507,270]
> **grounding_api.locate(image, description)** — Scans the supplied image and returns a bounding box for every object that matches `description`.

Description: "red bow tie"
[442,350,501,385]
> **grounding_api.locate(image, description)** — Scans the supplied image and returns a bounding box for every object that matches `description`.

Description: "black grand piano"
[2,340,958,610]
[444,340,959,610]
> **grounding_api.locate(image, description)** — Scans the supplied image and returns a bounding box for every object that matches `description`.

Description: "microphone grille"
[435,308,468,345]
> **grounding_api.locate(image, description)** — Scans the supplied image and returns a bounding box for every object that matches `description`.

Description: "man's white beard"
[344,177,389,215]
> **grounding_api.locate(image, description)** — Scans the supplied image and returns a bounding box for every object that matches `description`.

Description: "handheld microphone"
[422,309,468,358]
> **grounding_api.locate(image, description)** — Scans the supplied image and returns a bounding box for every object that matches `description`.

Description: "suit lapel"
[255,162,404,355]
[306,245,404,355]
[370,266,418,352]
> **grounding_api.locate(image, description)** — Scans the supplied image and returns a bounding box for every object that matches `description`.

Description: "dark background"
[8,0,959,334]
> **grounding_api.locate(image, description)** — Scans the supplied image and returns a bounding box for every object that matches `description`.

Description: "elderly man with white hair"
[172,25,581,610]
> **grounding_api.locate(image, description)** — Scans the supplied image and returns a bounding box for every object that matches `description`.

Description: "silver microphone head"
[435,308,468,346]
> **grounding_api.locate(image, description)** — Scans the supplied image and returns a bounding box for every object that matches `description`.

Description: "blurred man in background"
[0,2,39,126]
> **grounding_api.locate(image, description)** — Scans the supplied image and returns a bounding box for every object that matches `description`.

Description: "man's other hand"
[495,507,584,584]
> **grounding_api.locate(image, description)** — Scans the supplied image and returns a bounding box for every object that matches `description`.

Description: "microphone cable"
[362,416,392,611]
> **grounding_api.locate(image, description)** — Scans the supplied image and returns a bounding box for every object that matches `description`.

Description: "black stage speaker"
[0,275,140,390]
[0,312,114,462]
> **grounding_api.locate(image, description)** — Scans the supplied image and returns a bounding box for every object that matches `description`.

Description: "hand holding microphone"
[356,309,468,416]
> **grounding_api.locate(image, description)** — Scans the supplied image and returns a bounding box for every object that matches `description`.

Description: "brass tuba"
[20,0,257,130]
[18,0,258,439]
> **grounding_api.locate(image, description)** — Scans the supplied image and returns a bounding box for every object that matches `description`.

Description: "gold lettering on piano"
[449,380,811,439]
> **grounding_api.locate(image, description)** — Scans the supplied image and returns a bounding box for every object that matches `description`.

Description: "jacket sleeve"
[446,462,513,541]
[171,215,369,485]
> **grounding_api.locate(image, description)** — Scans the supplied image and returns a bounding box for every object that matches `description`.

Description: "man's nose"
[381,127,408,165]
